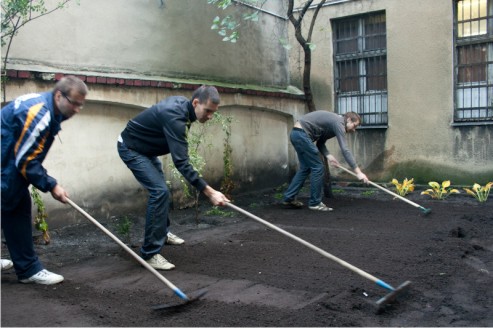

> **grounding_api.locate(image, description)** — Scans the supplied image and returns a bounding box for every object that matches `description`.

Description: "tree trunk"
[321,154,334,198]
[302,45,316,112]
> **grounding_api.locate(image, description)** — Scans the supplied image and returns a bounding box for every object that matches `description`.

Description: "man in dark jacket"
[117,85,229,270]
[1,75,88,284]
[282,111,369,211]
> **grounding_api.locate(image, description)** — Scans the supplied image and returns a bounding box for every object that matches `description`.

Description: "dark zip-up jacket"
[120,96,207,192]
[299,110,358,169]
[1,92,64,211]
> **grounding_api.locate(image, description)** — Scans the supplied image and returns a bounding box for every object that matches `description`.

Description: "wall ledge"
[5,69,305,100]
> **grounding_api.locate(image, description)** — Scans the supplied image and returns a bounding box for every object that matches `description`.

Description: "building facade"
[2,0,492,225]
[290,0,492,184]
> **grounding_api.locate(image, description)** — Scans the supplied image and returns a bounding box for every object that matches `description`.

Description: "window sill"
[451,121,493,127]
[358,125,388,130]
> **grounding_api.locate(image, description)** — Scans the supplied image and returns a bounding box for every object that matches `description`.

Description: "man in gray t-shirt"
[282,111,368,211]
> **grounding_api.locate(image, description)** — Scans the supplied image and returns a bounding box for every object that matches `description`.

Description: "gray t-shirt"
[298,110,358,169]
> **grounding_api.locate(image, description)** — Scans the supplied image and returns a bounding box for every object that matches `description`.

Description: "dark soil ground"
[2,185,493,327]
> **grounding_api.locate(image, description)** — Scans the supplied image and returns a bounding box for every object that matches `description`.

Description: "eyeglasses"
[61,92,84,109]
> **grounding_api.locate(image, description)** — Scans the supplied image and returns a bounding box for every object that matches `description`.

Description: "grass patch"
[205,206,234,217]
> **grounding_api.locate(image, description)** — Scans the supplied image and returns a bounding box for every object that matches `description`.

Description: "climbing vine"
[30,186,50,244]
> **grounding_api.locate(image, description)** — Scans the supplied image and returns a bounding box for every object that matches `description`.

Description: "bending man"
[282,111,369,211]
[1,75,88,284]
[117,85,229,270]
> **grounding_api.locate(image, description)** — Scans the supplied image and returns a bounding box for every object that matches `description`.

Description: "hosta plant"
[391,178,415,196]
[463,182,493,203]
[421,180,460,200]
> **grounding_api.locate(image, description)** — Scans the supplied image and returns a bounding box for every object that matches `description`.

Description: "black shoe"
[281,199,304,209]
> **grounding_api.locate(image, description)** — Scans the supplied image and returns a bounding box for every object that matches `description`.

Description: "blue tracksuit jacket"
[1,92,66,211]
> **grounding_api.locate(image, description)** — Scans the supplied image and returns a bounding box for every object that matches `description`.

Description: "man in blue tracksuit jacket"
[117,85,229,270]
[1,75,88,284]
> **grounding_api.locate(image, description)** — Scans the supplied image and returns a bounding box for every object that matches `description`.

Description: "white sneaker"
[1,259,13,271]
[166,232,185,245]
[308,202,333,211]
[19,269,64,285]
[146,254,175,270]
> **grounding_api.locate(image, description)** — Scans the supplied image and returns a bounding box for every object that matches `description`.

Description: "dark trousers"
[283,128,325,206]
[117,141,170,260]
[1,188,43,279]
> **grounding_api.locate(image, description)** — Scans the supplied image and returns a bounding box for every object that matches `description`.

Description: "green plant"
[168,117,212,219]
[362,190,375,196]
[205,206,234,217]
[217,113,236,199]
[30,186,50,244]
[274,192,283,200]
[116,216,132,242]
[332,188,345,194]
[168,112,234,222]
[208,0,260,43]
[274,183,288,193]
[391,178,415,196]
[463,182,493,203]
[421,180,460,200]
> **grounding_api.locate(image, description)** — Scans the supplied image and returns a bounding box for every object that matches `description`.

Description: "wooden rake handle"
[224,202,392,289]
[66,198,188,300]
[336,166,426,210]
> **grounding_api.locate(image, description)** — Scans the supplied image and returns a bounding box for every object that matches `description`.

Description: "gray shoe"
[146,254,175,270]
[166,232,185,245]
[308,202,333,211]
[19,269,64,285]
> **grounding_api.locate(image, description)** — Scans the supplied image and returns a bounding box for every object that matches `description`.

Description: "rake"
[337,165,431,215]
[66,198,207,310]
[225,202,411,310]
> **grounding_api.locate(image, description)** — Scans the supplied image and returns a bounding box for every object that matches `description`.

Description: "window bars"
[333,12,388,127]
[455,0,493,123]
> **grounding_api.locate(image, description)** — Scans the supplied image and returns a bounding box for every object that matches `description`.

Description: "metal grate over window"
[333,11,388,127]
[454,0,493,123]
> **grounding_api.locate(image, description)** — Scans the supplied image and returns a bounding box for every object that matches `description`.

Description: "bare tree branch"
[1,0,75,102]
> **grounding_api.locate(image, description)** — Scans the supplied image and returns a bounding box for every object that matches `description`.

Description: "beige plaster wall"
[4,80,306,227]
[3,0,289,88]
[289,0,493,184]
[1,0,307,226]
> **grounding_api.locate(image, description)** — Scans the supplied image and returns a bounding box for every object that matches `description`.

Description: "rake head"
[420,207,432,216]
[375,280,411,311]
[151,288,208,311]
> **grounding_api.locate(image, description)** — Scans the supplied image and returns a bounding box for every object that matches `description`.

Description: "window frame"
[332,11,388,129]
[453,0,493,125]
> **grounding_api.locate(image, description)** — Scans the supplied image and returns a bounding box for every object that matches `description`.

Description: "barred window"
[454,0,493,123]
[333,12,388,127]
